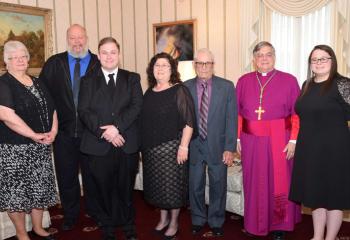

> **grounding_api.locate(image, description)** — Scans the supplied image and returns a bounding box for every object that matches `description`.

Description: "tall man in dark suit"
[78,37,143,240]
[184,48,238,237]
[40,24,100,230]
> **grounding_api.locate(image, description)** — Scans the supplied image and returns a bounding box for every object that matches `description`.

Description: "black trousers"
[53,131,99,223]
[88,147,139,233]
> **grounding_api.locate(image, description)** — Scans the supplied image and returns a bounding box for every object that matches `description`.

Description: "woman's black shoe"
[153,222,169,235]
[163,230,178,240]
[31,231,55,240]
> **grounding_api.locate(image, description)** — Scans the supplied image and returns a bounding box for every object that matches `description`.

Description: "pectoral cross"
[255,105,265,120]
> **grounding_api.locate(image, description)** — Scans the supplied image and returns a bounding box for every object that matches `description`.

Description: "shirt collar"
[101,67,119,82]
[68,51,90,63]
[197,77,212,86]
[257,68,275,77]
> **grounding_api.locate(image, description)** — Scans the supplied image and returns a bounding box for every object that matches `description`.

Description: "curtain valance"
[262,0,330,16]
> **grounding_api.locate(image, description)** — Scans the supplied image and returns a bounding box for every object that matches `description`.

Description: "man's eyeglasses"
[195,62,214,68]
[255,53,274,59]
[310,57,332,64]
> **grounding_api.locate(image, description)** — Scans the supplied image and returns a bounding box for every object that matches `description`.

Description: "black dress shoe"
[272,231,285,240]
[102,236,116,240]
[211,227,224,237]
[126,236,137,240]
[31,231,55,240]
[124,229,138,240]
[102,231,116,240]
[61,221,75,231]
[191,225,203,235]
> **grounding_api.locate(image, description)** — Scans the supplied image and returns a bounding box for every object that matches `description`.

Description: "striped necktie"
[199,81,209,140]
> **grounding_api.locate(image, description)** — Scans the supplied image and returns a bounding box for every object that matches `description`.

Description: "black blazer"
[39,51,100,137]
[78,68,143,156]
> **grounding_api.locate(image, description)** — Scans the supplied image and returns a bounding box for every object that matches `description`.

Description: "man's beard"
[67,45,89,58]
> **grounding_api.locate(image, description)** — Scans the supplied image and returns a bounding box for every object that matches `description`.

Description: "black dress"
[140,84,196,209]
[0,72,58,212]
[289,77,350,209]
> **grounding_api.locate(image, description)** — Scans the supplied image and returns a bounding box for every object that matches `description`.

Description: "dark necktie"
[107,73,115,97]
[199,82,209,140]
[72,58,81,109]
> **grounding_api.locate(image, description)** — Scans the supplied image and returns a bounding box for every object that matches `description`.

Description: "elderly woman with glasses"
[0,40,58,240]
[289,45,350,240]
[140,52,196,239]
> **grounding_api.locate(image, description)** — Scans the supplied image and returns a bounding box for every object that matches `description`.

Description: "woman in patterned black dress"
[141,52,196,239]
[0,41,58,240]
[289,45,350,240]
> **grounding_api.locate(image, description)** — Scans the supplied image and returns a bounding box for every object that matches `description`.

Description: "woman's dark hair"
[146,52,181,88]
[302,44,340,96]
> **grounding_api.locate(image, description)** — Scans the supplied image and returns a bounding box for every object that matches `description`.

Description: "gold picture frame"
[153,19,196,61]
[0,2,53,76]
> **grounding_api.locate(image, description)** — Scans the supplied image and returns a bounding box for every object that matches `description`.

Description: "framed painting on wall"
[153,19,196,61]
[0,2,53,76]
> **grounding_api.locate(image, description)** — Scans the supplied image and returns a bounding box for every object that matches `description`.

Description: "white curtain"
[262,0,330,16]
[333,0,350,77]
[239,0,261,73]
[270,3,332,85]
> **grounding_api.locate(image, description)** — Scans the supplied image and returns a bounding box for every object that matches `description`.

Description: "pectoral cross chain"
[255,71,277,120]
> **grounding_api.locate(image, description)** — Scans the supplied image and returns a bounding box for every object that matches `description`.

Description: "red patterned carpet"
[7,191,350,240]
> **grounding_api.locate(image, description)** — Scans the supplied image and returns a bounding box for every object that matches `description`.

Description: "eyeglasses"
[310,57,331,64]
[195,62,214,68]
[8,55,28,61]
[154,64,170,69]
[255,53,274,59]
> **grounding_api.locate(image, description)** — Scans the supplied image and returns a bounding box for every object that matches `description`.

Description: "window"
[270,3,332,85]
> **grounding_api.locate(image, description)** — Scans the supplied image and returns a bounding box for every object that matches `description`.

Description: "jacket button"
[111,113,114,116]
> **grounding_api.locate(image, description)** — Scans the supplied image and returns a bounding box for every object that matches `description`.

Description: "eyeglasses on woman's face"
[154,64,171,69]
[310,57,331,64]
[8,55,28,61]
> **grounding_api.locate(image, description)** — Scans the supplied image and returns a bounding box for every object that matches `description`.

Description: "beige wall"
[2,0,350,223]
[0,0,241,89]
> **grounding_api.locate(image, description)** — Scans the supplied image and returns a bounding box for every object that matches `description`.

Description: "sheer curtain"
[270,3,332,85]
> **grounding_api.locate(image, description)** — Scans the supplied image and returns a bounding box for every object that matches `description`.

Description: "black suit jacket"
[78,68,143,156]
[39,51,100,137]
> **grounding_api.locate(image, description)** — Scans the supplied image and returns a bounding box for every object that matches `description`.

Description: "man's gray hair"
[194,48,215,62]
[3,40,30,64]
[253,41,275,56]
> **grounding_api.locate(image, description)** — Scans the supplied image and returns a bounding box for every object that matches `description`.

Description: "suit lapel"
[207,76,220,124]
[96,68,110,98]
[112,69,126,107]
[59,53,75,110]
[188,79,199,121]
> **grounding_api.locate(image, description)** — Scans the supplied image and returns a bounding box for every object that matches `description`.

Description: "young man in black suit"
[40,24,100,230]
[78,37,143,240]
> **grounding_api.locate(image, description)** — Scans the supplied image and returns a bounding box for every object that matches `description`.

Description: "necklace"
[255,70,277,120]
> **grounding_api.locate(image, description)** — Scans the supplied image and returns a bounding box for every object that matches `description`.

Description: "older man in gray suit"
[184,48,237,237]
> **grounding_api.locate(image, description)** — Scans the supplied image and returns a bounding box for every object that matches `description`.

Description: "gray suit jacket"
[184,75,238,164]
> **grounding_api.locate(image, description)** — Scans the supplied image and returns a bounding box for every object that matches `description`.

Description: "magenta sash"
[243,117,291,224]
